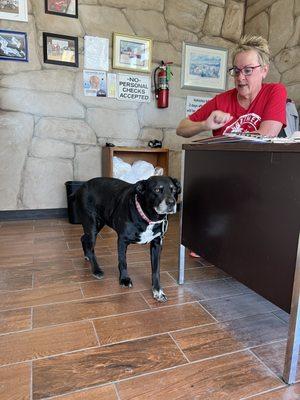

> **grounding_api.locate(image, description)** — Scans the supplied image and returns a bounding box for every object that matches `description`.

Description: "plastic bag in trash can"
[131,160,155,180]
[113,156,131,179]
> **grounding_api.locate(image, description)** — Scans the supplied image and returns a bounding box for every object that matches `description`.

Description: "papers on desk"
[192,131,300,144]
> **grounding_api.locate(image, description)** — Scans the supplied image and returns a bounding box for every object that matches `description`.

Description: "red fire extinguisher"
[153,61,173,108]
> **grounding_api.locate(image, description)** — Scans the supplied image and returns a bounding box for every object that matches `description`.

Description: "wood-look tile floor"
[0,215,299,400]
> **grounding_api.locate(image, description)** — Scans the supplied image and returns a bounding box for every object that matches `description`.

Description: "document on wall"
[107,73,117,98]
[83,70,107,97]
[186,95,211,116]
[84,36,109,71]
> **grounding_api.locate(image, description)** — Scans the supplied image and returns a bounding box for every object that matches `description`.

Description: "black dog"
[73,176,181,302]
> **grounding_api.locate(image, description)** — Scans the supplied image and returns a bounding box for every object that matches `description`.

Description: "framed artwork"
[181,42,228,92]
[45,0,78,18]
[112,33,152,73]
[0,0,28,22]
[43,32,78,67]
[0,29,28,62]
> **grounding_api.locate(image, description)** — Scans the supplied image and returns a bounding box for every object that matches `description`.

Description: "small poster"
[107,73,117,98]
[186,95,211,116]
[117,73,151,102]
[83,70,107,97]
[84,36,109,71]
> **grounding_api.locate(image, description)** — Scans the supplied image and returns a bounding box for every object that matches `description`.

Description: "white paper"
[84,36,109,71]
[107,73,117,98]
[83,70,107,97]
[117,73,151,102]
[185,95,211,116]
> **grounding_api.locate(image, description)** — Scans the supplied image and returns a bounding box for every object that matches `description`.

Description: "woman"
[176,35,287,138]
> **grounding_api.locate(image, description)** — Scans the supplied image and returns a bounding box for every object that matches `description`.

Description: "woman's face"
[233,49,269,99]
[90,75,100,89]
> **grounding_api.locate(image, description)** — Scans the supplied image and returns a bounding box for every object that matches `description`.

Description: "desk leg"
[178,149,185,285]
[283,232,300,384]
[178,244,185,284]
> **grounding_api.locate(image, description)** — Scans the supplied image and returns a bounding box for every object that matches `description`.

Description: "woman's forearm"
[176,118,209,138]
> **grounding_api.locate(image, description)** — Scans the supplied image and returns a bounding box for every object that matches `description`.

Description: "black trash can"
[65,181,85,224]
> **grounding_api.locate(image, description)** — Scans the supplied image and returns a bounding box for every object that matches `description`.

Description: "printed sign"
[83,70,107,97]
[186,95,211,116]
[117,73,151,102]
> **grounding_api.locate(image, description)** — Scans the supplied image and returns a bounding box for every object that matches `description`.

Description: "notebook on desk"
[192,131,300,144]
[192,133,270,144]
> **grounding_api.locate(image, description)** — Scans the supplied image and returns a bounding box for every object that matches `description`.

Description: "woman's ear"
[262,64,269,79]
[171,178,181,194]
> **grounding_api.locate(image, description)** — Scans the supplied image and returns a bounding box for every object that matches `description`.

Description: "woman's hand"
[206,111,233,130]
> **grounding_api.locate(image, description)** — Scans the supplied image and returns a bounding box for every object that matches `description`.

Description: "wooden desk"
[178,142,300,384]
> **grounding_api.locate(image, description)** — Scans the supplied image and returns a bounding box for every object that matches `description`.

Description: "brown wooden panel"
[102,146,169,177]
[32,335,186,399]
[182,146,300,312]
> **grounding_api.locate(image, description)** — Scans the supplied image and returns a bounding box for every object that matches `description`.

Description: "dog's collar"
[135,195,165,225]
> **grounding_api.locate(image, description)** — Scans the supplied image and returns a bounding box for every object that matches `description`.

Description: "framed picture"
[112,33,152,73]
[181,42,228,92]
[0,0,28,22]
[45,0,78,18]
[0,29,28,62]
[43,32,78,67]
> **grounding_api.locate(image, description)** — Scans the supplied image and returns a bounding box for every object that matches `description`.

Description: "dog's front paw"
[92,270,104,280]
[152,289,167,302]
[120,277,133,288]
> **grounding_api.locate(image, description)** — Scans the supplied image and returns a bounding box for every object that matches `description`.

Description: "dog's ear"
[135,180,146,195]
[171,178,181,194]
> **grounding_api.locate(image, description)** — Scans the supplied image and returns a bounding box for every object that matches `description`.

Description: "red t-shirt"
[189,83,287,136]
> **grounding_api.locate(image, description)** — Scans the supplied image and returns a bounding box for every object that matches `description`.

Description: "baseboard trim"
[0,208,68,221]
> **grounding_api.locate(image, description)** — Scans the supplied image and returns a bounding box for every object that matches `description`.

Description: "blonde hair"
[232,35,270,66]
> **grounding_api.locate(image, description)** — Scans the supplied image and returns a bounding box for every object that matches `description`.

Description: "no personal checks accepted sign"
[117,73,151,102]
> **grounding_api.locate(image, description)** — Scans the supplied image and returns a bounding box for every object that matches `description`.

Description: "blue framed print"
[181,42,228,92]
[0,30,28,62]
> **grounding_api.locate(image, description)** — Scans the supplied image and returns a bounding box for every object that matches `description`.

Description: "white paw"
[152,288,167,302]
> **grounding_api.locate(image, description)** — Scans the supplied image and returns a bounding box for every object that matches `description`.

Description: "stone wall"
[2,0,284,212]
[244,0,300,112]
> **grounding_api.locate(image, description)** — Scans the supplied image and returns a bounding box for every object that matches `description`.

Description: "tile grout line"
[30,360,33,400]
[248,346,286,382]
[114,383,122,400]
[91,320,101,347]
[168,332,190,363]
[240,384,287,400]
[196,300,219,322]
[138,291,152,308]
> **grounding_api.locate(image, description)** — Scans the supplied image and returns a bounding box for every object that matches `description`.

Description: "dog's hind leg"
[81,218,104,279]
[118,238,132,287]
[150,237,167,302]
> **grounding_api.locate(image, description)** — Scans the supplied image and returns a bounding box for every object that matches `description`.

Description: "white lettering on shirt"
[224,113,261,133]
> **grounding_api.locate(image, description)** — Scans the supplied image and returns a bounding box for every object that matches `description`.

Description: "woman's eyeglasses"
[228,65,261,77]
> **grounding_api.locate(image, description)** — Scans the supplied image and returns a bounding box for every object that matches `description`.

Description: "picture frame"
[112,33,152,73]
[45,0,78,18]
[0,29,28,62]
[43,32,78,67]
[0,0,28,22]
[181,42,228,92]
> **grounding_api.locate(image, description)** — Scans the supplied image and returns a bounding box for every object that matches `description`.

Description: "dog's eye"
[154,187,161,193]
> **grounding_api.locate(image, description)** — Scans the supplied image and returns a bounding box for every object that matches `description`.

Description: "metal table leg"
[178,150,185,285]
[283,232,300,384]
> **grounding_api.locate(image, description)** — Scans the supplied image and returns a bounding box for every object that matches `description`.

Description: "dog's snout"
[166,198,175,206]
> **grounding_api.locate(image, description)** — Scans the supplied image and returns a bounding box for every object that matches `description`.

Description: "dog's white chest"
[137,224,161,244]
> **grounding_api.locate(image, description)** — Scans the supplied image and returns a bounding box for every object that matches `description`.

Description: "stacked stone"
[7,0,298,210]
